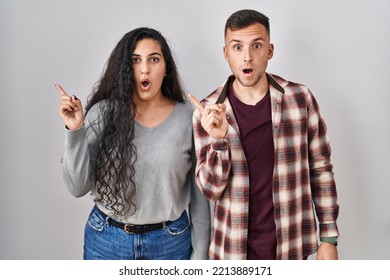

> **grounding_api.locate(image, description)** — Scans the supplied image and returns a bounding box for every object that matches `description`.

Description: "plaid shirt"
[192,73,339,260]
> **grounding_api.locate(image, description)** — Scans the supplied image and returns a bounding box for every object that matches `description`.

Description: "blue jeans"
[83,206,192,260]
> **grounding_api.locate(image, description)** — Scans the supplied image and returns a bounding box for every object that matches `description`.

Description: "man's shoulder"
[268,73,308,91]
[203,88,222,103]
[268,73,314,101]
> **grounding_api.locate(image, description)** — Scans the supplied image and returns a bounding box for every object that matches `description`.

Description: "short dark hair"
[224,9,270,38]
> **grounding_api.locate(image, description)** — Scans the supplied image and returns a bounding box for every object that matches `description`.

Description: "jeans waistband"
[96,206,171,234]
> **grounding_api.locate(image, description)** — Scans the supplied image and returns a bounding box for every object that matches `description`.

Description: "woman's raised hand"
[55,84,84,130]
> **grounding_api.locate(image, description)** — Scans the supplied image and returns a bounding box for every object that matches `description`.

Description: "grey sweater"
[62,101,210,259]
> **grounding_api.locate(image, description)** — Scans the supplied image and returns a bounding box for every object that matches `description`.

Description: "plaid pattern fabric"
[192,74,339,260]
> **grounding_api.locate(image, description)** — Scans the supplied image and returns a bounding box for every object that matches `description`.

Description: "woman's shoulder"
[85,100,108,124]
[175,101,195,116]
[168,101,194,127]
[88,100,108,113]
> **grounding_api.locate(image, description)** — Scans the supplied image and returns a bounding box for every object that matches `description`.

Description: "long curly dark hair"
[85,27,185,217]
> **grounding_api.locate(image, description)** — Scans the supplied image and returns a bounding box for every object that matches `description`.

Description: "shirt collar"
[216,73,285,104]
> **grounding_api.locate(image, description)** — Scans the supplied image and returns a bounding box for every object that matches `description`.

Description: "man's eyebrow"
[252,37,266,42]
[229,39,242,44]
[228,37,266,44]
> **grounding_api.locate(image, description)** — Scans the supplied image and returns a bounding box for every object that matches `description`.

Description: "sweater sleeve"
[189,143,211,259]
[62,104,101,197]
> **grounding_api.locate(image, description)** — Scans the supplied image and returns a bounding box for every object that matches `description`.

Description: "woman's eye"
[131,57,140,64]
[151,57,159,63]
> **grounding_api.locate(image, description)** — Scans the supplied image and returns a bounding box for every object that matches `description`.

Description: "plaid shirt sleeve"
[192,106,232,201]
[306,90,339,237]
[192,93,249,260]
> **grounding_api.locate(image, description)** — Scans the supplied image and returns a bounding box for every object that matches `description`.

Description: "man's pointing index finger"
[188,94,204,113]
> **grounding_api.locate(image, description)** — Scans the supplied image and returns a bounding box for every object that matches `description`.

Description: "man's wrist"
[320,236,338,246]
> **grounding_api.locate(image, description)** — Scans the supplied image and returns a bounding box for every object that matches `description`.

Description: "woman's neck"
[134,96,175,128]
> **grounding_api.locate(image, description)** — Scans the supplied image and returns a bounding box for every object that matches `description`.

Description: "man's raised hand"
[188,94,228,139]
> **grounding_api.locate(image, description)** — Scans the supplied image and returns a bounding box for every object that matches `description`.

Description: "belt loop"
[96,206,109,222]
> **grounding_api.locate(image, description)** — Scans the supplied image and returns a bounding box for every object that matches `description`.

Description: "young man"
[189,9,339,260]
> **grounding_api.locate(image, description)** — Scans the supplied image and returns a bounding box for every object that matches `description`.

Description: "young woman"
[56,27,210,260]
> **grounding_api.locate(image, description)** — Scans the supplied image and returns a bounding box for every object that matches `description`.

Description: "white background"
[0,0,389,260]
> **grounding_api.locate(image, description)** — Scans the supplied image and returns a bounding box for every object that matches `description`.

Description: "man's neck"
[232,78,269,106]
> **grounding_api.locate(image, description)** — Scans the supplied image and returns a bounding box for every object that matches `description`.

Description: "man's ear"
[268,43,274,59]
[223,46,228,61]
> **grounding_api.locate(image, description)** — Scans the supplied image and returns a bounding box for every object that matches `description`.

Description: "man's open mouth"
[243,68,253,74]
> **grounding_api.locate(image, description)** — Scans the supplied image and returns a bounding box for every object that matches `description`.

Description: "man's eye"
[254,43,261,49]
[233,45,242,51]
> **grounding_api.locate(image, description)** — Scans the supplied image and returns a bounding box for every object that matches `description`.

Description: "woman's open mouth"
[140,79,151,91]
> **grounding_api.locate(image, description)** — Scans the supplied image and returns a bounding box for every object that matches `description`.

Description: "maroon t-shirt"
[228,84,277,260]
